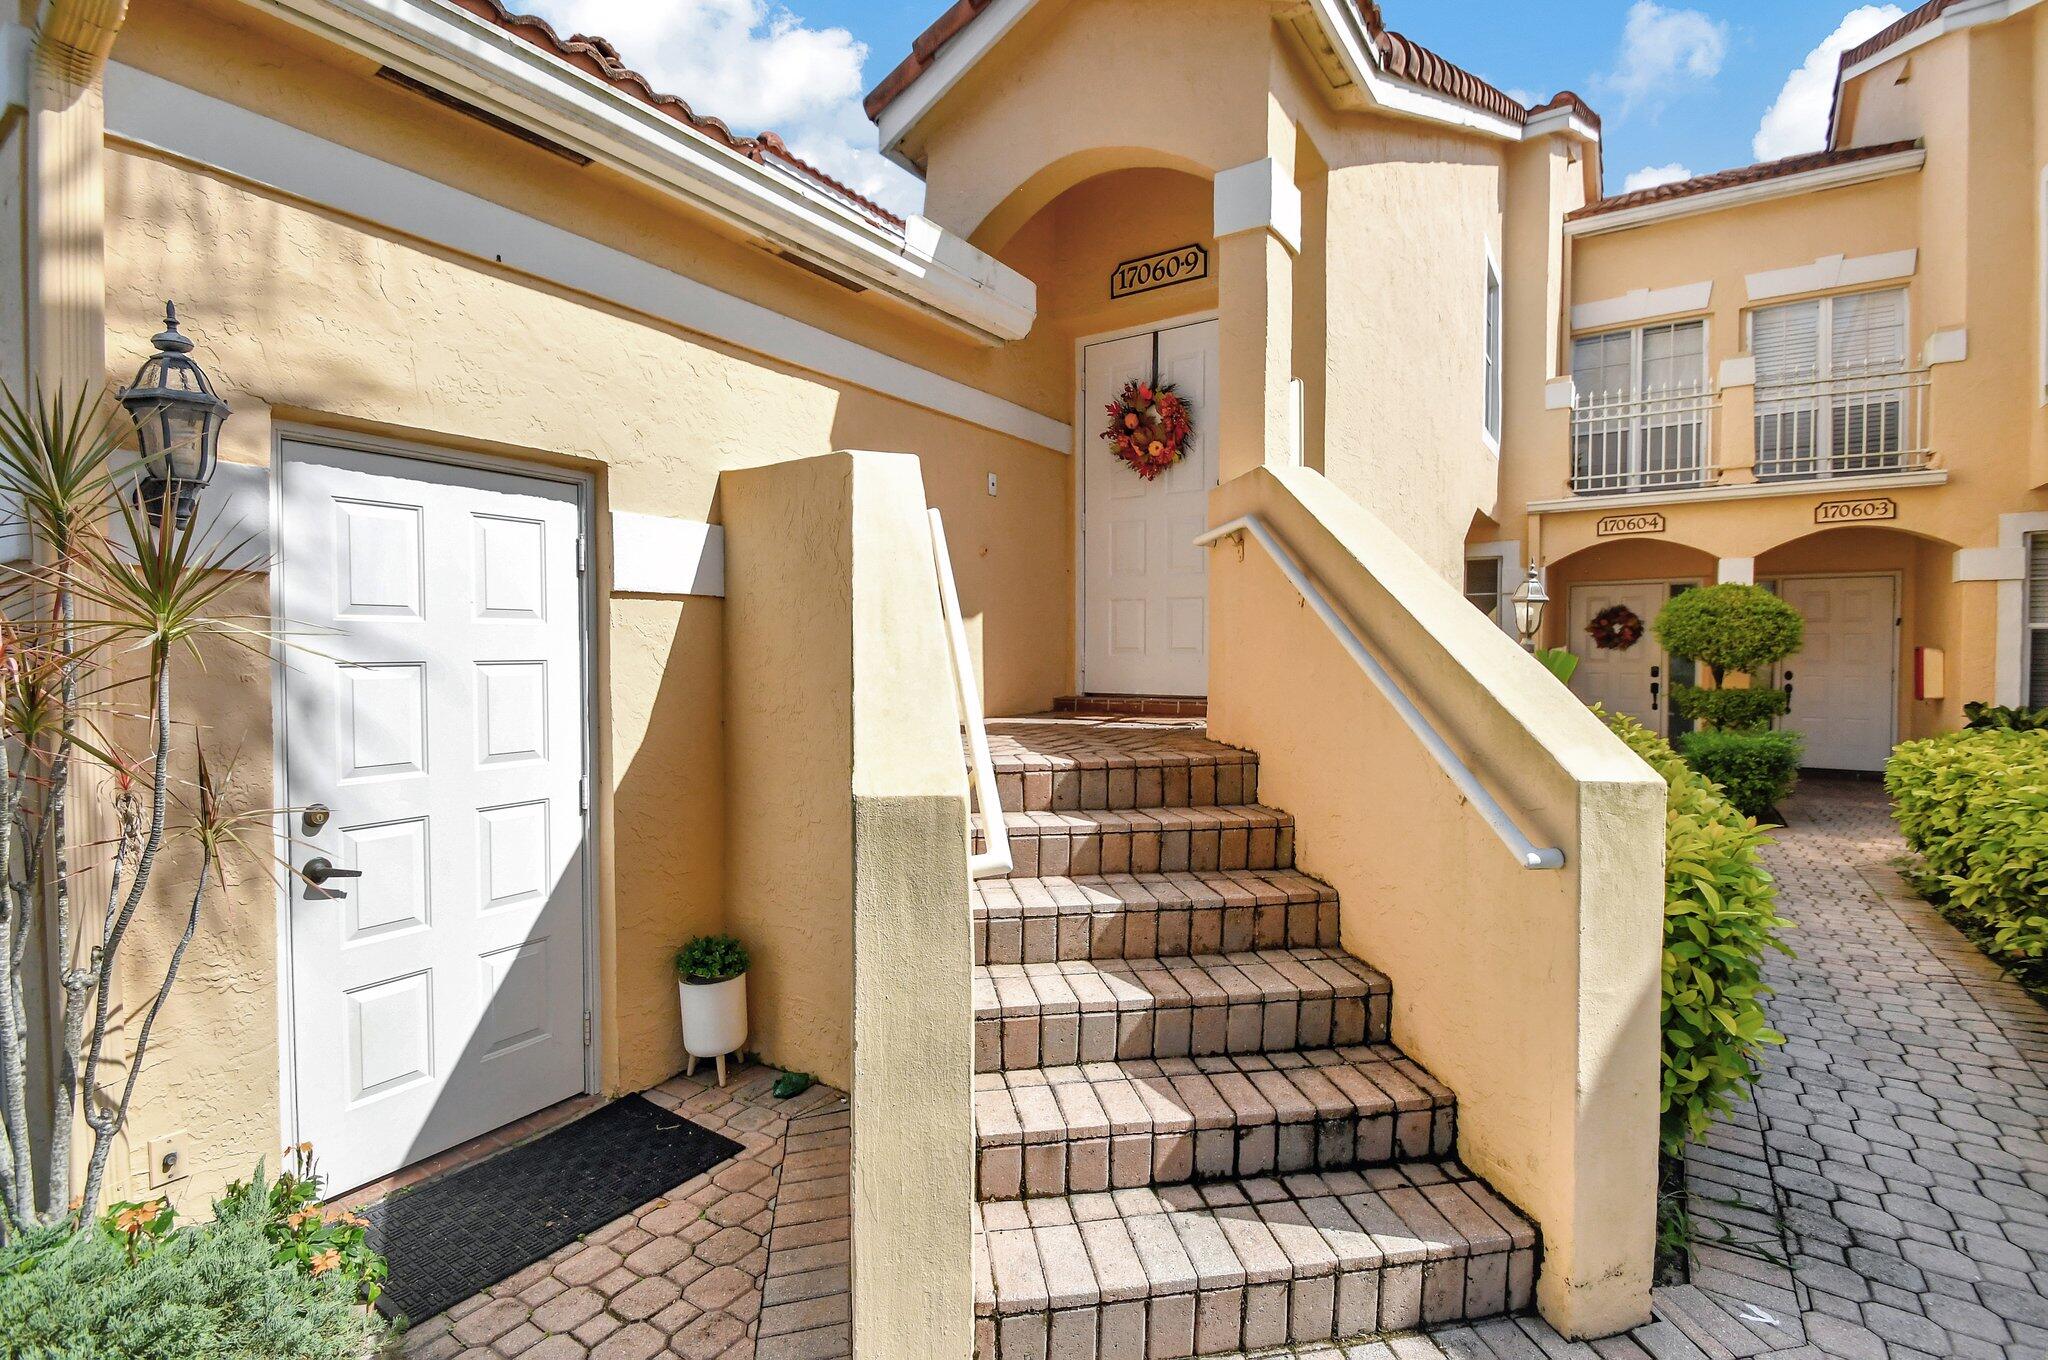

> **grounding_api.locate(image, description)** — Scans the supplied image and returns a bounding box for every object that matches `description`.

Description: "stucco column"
[1715,356,1756,486]
[25,0,127,1215]
[1214,158,1298,482]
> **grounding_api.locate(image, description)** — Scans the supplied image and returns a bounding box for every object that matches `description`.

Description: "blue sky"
[521,1,1912,214]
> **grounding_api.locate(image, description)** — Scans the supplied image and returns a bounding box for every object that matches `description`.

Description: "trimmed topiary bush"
[1888,730,2048,967]
[1653,585,1805,686]
[1678,729,1805,819]
[1670,685,1790,733]
[1604,709,1792,1156]
[0,1157,390,1359]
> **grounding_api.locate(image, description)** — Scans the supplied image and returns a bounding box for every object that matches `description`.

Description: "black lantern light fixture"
[1511,560,1550,652]
[118,302,229,528]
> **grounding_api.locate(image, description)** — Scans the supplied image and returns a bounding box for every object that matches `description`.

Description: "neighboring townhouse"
[1477,0,2048,773]
[5,1,1684,1355]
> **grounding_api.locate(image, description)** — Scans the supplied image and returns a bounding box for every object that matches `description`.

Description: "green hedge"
[1678,728,1804,820]
[1605,710,1792,1155]
[0,1162,389,1359]
[1887,730,2048,964]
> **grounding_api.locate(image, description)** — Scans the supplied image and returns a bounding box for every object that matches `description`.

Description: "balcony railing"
[1569,387,1718,495]
[1753,367,1932,483]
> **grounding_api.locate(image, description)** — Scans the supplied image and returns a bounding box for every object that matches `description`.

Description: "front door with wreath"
[1078,318,1220,696]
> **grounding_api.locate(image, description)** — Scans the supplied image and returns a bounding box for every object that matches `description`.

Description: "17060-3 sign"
[1110,244,1209,299]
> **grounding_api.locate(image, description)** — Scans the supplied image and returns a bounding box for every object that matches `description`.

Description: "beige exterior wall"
[89,0,1070,1207]
[1482,5,2048,739]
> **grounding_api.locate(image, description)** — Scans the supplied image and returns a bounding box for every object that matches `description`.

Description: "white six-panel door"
[1778,575,1898,772]
[278,440,589,1193]
[1081,319,1221,696]
[1567,582,1672,734]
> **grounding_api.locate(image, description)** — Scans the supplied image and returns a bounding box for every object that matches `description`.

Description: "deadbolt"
[301,803,332,834]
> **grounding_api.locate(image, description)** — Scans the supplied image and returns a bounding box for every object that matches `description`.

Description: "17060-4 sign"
[1110,244,1209,299]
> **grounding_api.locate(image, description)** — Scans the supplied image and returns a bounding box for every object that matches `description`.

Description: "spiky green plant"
[0,384,276,1239]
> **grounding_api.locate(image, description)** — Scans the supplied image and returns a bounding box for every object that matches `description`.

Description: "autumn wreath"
[1586,603,1645,651]
[1101,379,1193,480]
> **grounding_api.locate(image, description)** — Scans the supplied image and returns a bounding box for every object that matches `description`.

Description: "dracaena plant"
[0,385,275,1240]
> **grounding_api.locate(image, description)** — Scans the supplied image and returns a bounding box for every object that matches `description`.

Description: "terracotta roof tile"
[1839,0,1957,69]
[1567,140,1921,221]
[445,0,905,229]
[863,0,1601,136]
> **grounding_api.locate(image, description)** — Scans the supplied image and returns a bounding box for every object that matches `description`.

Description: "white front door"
[278,439,590,1193]
[1081,319,1220,696]
[1568,582,1671,732]
[1778,575,1898,772]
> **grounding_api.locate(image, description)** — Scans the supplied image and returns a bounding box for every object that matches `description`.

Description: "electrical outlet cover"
[148,1130,189,1188]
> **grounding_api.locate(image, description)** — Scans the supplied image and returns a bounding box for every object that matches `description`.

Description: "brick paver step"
[973,869,1340,964]
[983,718,1259,814]
[973,950,1391,1073]
[974,1048,1457,1200]
[975,805,1295,880]
[972,1164,1537,1358]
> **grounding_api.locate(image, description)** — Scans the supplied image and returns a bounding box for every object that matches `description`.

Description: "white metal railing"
[928,508,1011,880]
[1754,367,1932,483]
[1569,387,1718,495]
[1195,515,1566,871]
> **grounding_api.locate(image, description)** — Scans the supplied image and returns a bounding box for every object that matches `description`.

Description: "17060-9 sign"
[1110,244,1209,299]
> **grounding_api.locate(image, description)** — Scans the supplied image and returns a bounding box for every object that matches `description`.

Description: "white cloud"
[1603,1,1729,117]
[1624,163,1694,192]
[520,0,923,216]
[1752,6,1906,161]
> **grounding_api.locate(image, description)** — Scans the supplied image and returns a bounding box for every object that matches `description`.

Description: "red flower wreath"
[1586,603,1645,651]
[1102,379,1193,481]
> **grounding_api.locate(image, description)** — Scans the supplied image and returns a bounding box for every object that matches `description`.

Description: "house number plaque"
[1815,497,1897,525]
[1110,244,1209,299]
[1596,512,1666,537]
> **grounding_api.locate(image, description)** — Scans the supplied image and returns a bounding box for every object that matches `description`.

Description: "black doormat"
[362,1095,743,1322]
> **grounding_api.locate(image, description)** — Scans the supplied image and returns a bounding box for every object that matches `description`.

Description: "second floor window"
[1570,319,1708,494]
[1752,287,1919,481]
[2031,534,2048,707]
[1484,260,1503,444]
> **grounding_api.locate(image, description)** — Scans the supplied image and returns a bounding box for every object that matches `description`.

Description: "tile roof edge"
[445,0,906,230]
[1567,140,1923,221]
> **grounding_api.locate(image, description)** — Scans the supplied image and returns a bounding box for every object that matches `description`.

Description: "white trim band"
[1572,281,1712,332]
[1213,159,1303,254]
[102,63,1072,454]
[1747,249,1918,303]
[611,511,725,597]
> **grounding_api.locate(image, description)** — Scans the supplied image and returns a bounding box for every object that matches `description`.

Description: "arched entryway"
[1542,538,1721,739]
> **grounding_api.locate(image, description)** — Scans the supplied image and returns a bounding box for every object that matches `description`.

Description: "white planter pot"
[678,973,748,1086]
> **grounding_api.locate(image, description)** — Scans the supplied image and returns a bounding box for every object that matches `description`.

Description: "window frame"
[1567,316,1711,494]
[1746,285,1913,480]
[1483,246,1503,452]
[2029,533,2048,708]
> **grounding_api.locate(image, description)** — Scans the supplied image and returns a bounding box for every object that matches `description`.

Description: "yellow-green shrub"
[1887,730,2048,963]
[1603,710,1792,1155]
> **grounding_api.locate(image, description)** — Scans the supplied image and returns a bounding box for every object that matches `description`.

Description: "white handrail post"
[929,508,1012,880]
[1196,514,1566,871]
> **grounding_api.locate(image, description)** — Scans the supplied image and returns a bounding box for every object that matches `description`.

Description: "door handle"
[302,857,363,886]
[1783,671,1795,714]
[1650,665,1661,713]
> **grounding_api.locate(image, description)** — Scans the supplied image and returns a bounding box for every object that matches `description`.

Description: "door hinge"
[582,1011,593,1047]
[576,536,588,575]
[578,777,589,814]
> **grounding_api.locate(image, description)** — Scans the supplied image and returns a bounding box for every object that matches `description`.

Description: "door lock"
[301,857,362,887]
[301,803,332,834]
[1650,665,1661,713]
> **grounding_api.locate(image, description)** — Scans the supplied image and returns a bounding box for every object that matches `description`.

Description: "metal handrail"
[1195,514,1566,871]
[929,508,1012,880]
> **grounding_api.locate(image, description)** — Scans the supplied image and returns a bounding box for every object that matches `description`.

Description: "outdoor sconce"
[1511,560,1549,652]
[118,302,229,529]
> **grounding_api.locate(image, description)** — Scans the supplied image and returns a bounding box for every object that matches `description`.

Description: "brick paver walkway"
[399,1064,850,1360]
[1257,778,2048,1359]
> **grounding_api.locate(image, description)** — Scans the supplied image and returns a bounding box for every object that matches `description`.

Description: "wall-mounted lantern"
[1512,560,1550,652]
[117,303,229,529]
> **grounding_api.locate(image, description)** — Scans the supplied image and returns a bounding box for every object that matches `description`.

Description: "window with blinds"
[1484,261,1503,443]
[2030,535,2048,707]
[1569,320,1707,494]
[1752,288,1912,481]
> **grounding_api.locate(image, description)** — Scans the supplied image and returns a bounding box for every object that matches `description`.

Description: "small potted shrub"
[675,935,749,1087]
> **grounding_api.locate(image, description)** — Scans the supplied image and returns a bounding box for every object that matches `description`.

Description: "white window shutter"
[1830,289,1907,375]
[1752,300,1821,385]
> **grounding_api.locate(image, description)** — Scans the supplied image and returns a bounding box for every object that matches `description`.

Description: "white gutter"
[247,0,1036,344]
[1565,147,1926,237]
